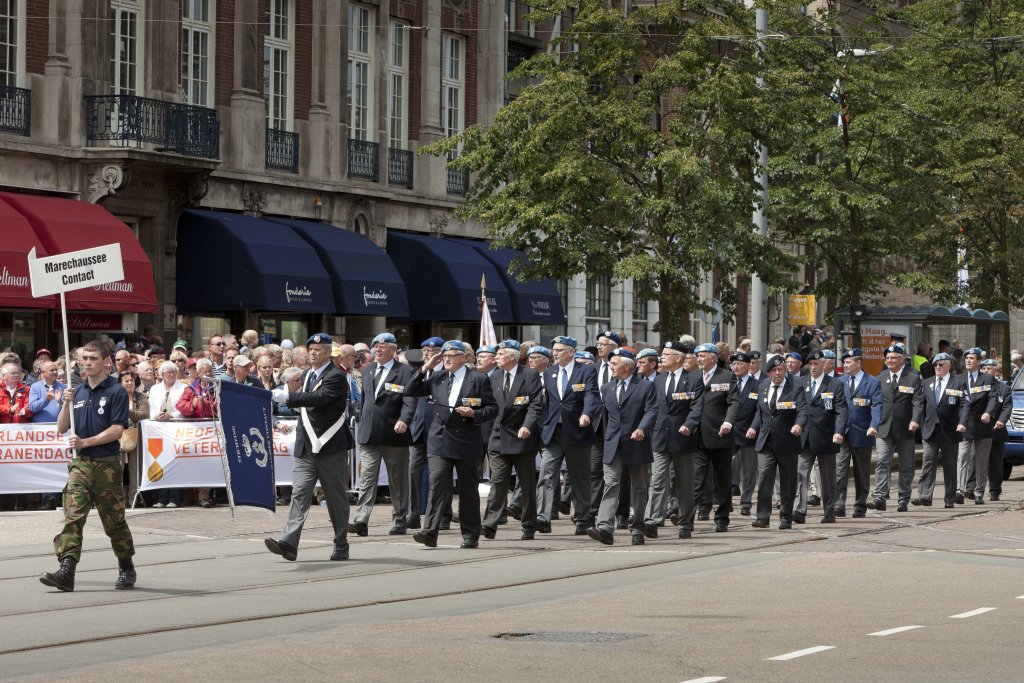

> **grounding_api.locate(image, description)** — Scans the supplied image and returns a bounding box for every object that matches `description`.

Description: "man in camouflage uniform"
[40,339,136,592]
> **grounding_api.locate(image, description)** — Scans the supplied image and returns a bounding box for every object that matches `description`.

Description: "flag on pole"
[479,273,497,348]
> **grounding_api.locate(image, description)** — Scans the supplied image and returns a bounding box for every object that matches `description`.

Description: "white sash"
[299,369,348,454]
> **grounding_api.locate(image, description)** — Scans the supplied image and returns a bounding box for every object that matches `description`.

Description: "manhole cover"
[493,632,640,643]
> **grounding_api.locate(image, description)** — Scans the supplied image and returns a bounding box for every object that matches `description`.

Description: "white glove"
[271,388,289,403]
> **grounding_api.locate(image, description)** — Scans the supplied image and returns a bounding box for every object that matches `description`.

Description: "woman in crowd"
[176,358,219,507]
[256,357,276,391]
[118,371,149,489]
[148,360,186,508]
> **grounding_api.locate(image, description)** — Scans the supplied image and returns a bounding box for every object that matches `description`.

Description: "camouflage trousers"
[54,455,135,562]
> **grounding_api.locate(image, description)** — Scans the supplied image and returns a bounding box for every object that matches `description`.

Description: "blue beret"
[306,332,333,345]
[931,352,954,364]
[551,335,578,349]
[694,343,718,355]
[964,347,984,358]
[441,340,467,353]
[529,345,552,359]
[372,332,396,346]
[766,355,785,370]
[574,350,595,362]
[786,352,802,361]
[884,344,906,356]
[498,339,521,351]
[749,350,762,359]
[981,358,998,367]
[637,348,659,360]
[841,348,862,361]
[822,349,836,359]
[597,330,622,347]
[806,350,826,361]
[611,348,635,360]
[420,336,444,348]
[477,345,497,355]
[731,352,751,363]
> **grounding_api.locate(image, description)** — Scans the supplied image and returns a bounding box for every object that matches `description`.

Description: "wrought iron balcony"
[347,138,379,181]
[447,166,470,196]
[387,148,413,189]
[85,95,219,159]
[266,128,299,173]
[0,85,31,136]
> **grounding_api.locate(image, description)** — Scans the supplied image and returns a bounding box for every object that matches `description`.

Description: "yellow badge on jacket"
[462,397,482,407]
[513,395,529,406]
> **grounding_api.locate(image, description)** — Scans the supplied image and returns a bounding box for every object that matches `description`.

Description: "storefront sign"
[52,312,124,331]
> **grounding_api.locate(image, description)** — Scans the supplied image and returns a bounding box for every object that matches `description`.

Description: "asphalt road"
[2,471,1022,683]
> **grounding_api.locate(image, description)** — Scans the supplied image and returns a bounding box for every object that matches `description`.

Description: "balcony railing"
[387,148,413,189]
[266,128,299,173]
[0,85,31,136]
[85,95,219,159]
[347,138,379,181]
[507,43,535,72]
[447,166,470,196]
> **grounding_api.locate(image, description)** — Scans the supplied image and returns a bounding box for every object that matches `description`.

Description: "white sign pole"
[59,290,76,459]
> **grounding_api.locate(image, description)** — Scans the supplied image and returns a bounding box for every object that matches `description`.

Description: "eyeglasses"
[211,341,226,346]
[129,362,139,367]
[174,359,186,363]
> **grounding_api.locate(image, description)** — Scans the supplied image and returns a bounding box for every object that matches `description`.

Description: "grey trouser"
[483,451,537,531]
[281,449,350,555]
[354,444,409,525]
[756,449,798,523]
[589,442,605,520]
[646,449,695,531]
[919,437,958,506]
[836,443,872,513]
[596,451,650,535]
[872,435,916,503]
[537,429,591,524]
[732,445,757,506]
[796,450,837,517]
[958,438,992,497]
[409,441,428,518]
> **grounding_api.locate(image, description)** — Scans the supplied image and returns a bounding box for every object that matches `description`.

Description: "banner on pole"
[27,243,124,297]
[217,380,277,513]
[788,294,816,327]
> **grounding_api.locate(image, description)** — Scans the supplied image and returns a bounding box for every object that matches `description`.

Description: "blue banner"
[218,380,276,513]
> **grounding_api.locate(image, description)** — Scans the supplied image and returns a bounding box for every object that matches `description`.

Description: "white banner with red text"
[0,423,70,494]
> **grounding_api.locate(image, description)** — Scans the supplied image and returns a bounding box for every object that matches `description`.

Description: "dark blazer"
[601,377,659,465]
[541,361,600,448]
[409,392,433,445]
[750,378,808,455]
[356,361,417,446]
[843,371,883,449]
[876,366,925,440]
[963,371,1000,440]
[730,374,763,447]
[406,367,498,459]
[593,361,615,434]
[799,373,848,455]
[287,363,351,457]
[699,366,740,450]
[488,366,544,455]
[920,373,969,443]
[651,369,704,454]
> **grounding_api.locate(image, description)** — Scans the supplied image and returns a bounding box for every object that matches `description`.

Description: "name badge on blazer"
[384,383,405,393]
[513,395,530,406]
[821,392,834,399]
[462,397,482,407]
[898,385,915,395]
[571,383,586,392]
[853,397,871,407]
[776,401,796,410]
[970,385,989,395]
[711,383,730,392]
[949,395,957,405]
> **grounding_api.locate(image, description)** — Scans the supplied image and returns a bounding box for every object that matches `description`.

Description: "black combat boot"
[40,556,77,592]
[114,558,137,590]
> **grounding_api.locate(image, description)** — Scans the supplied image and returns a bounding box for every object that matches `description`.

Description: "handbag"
[120,424,139,452]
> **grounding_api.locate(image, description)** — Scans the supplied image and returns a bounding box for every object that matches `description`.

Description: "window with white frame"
[0,0,24,87]
[586,274,611,319]
[110,0,143,95]
[264,0,293,131]
[441,34,464,157]
[524,4,535,38]
[386,20,408,150]
[505,0,515,33]
[347,4,375,141]
[632,289,649,343]
[181,0,214,106]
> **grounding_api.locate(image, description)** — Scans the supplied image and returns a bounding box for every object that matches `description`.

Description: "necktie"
[602,364,610,387]
[503,371,511,399]
[666,371,677,400]
[560,367,568,398]
[849,375,857,396]
[617,380,625,405]
[374,364,386,396]
[770,383,779,411]
[892,372,899,386]
[936,378,944,403]
[704,371,712,386]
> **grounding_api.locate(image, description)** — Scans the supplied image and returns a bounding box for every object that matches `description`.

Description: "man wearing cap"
[869,344,924,512]
[481,340,543,541]
[476,345,499,461]
[794,350,848,523]
[351,333,417,536]
[957,347,999,504]
[265,333,352,562]
[406,338,444,529]
[636,348,659,382]
[785,352,804,379]
[835,349,882,517]
[728,352,761,516]
[588,349,659,545]
[980,358,1012,502]
[537,336,600,534]
[644,341,704,538]
[913,353,969,508]
[746,354,807,528]
[694,342,740,532]
[591,330,620,526]
[405,341,497,548]
[748,351,764,382]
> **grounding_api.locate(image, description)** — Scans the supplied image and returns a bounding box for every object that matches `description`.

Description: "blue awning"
[453,239,566,325]
[266,217,410,317]
[386,232,513,322]
[176,209,335,313]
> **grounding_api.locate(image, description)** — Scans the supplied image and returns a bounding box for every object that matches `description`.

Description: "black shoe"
[808,495,821,507]
[740,506,751,516]
[697,510,710,521]
[975,495,984,505]
[793,514,806,524]
[615,514,629,530]
[407,516,421,529]
[911,498,931,506]
[39,556,77,592]
[643,522,658,539]
[413,531,437,548]
[587,527,614,545]
[575,524,589,536]
[852,509,866,518]
[666,508,680,524]
[388,525,407,535]
[558,501,571,515]
[114,558,137,590]
[497,513,508,525]
[731,485,741,496]
[896,502,908,512]
[871,498,886,511]
[506,506,522,521]
[751,520,768,528]
[461,537,479,549]
[537,520,552,534]
[330,547,349,561]
[678,528,692,539]
[821,516,836,524]
[265,538,297,561]
[835,507,846,518]
[779,521,792,530]
[521,529,535,540]
[991,492,1000,501]
[715,522,728,532]
[439,519,452,531]
[482,526,496,540]
[631,533,645,546]
[945,503,954,508]
[348,522,369,537]
[955,492,965,505]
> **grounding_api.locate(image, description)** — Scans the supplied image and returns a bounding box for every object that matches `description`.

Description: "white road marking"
[869,625,924,637]
[950,607,996,619]
[679,678,726,683]
[766,645,835,661]
[1017,595,1024,600]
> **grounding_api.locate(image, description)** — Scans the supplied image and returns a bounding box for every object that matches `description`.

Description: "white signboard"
[28,243,124,297]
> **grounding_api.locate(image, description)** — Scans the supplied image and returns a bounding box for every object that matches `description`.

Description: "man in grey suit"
[266,333,352,561]
[869,344,924,512]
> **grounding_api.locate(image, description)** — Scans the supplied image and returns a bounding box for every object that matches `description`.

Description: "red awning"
[0,193,157,313]
[0,199,55,309]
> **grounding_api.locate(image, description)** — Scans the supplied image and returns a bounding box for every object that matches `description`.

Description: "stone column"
[228,1,266,171]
